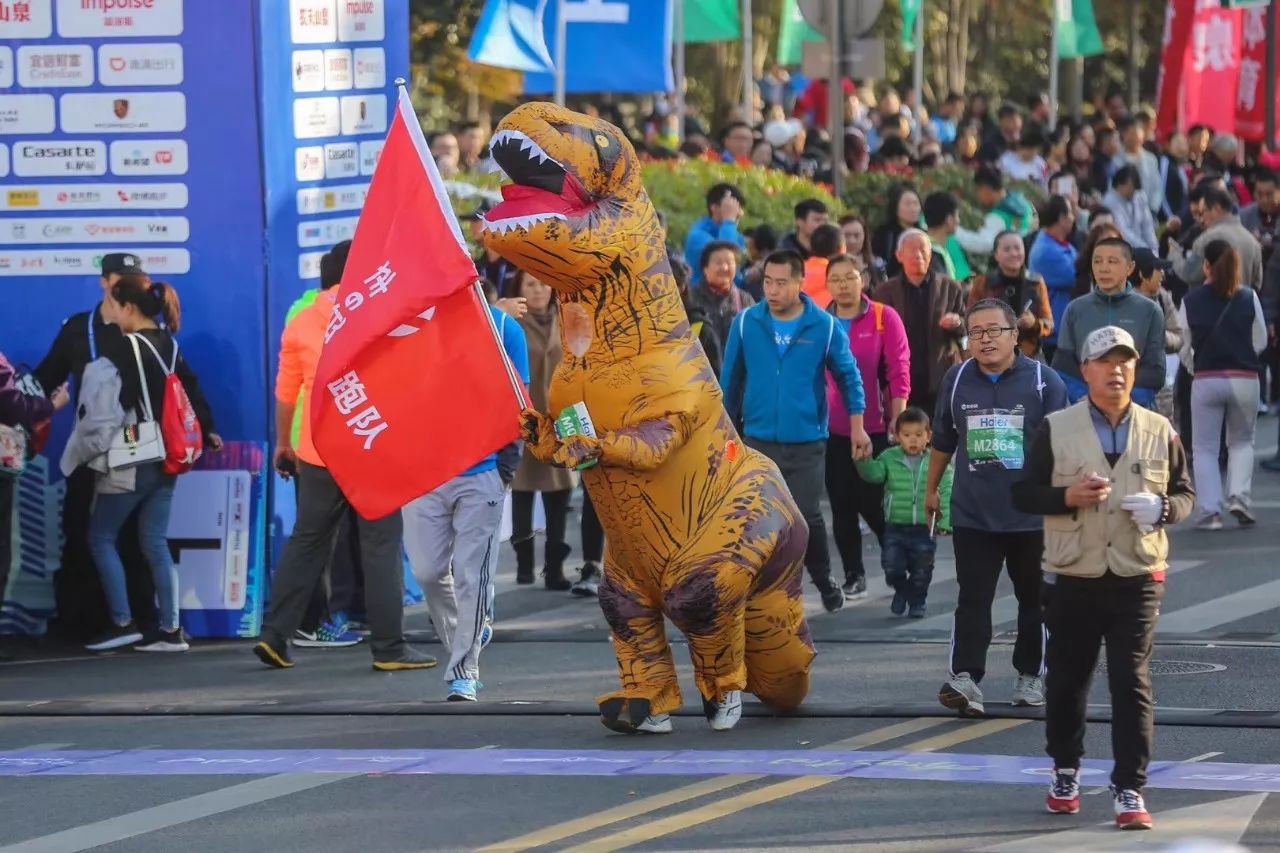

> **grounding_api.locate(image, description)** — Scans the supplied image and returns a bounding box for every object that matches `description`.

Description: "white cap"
[1081,325,1139,362]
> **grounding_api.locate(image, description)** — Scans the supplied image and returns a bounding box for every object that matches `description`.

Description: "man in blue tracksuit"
[722,249,870,613]
[929,297,1069,717]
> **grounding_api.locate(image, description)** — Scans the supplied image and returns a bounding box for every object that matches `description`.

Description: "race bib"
[965,411,1025,470]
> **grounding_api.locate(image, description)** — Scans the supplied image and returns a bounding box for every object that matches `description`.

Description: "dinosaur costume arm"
[596,411,695,472]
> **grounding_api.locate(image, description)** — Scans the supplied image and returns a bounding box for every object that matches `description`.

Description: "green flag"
[777,0,823,65]
[684,0,741,43]
[901,0,922,51]
[1056,0,1103,59]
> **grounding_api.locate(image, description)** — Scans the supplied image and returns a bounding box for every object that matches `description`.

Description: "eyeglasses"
[966,326,1016,341]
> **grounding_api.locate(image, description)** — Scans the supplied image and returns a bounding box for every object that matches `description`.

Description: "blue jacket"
[463,306,531,477]
[1028,231,1079,346]
[721,295,865,444]
[685,215,746,286]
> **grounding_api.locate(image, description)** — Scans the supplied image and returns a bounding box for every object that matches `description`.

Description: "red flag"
[1235,5,1279,145]
[1155,0,1244,141]
[1155,0,1194,143]
[311,88,529,519]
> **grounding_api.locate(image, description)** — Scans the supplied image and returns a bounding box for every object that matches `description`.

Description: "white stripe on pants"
[403,469,505,682]
[1190,375,1259,517]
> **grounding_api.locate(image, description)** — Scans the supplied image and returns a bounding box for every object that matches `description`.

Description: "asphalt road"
[2,448,1280,851]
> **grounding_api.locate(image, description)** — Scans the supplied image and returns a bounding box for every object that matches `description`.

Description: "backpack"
[136,336,203,475]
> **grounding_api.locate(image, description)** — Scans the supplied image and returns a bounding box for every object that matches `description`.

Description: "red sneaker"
[1113,787,1153,830]
[1046,768,1081,814]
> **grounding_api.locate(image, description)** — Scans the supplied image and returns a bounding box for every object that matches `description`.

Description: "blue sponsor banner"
[0,0,409,637]
[523,0,673,95]
[468,0,554,73]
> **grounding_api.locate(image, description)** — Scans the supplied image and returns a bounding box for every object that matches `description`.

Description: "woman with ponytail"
[84,274,218,653]
[1177,240,1268,530]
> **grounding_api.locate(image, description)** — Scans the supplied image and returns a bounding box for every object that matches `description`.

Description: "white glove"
[1121,492,1163,533]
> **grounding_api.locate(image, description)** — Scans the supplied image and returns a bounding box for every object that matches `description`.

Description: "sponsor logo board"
[339,94,385,135]
[291,49,323,93]
[295,145,324,181]
[97,42,183,86]
[16,44,93,87]
[324,48,352,90]
[0,46,12,87]
[324,141,358,178]
[352,47,384,89]
[292,96,339,140]
[108,138,188,175]
[297,215,358,248]
[13,139,106,176]
[0,0,53,38]
[0,182,188,210]
[337,0,383,42]
[0,215,190,243]
[55,0,184,38]
[289,0,336,44]
[60,91,186,133]
[298,250,325,280]
[0,144,6,177]
[296,181,367,215]
[358,139,382,175]
[0,248,190,276]
[0,95,56,135]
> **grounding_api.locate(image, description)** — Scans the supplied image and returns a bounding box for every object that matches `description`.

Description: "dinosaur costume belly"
[481,103,813,732]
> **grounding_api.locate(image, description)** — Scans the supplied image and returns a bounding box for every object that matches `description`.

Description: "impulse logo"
[83,0,156,9]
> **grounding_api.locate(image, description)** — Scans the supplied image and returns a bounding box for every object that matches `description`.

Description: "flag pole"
[554,0,568,106]
[1267,0,1277,149]
[911,0,924,124]
[741,0,753,123]
[1048,3,1060,132]
[827,0,842,198]
[675,0,686,144]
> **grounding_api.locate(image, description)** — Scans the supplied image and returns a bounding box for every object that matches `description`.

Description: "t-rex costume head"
[481,104,813,735]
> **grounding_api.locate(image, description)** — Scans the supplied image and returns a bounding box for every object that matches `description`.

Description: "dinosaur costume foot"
[598,697,672,735]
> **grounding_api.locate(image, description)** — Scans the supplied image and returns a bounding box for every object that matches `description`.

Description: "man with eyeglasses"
[928,298,1068,717]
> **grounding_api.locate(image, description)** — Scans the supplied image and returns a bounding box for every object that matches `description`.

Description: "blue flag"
[468,0,556,73]
[523,0,674,95]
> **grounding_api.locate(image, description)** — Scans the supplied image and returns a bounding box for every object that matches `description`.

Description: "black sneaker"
[136,629,190,653]
[571,561,601,597]
[372,645,438,671]
[843,577,868,601]
[253,639,294,669]
[820,582,845,613]
[85,622,144,652]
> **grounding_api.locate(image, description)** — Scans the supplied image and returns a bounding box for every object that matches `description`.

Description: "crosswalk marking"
[1155,577,1280,633]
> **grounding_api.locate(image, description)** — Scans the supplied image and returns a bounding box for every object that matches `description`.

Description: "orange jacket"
[276,289,336,467]
[803,256,832,309]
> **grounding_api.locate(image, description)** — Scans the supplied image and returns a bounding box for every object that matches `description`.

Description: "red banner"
[1155,0,1245,141]
[311,88,528,519]
[1235,4,1279,144]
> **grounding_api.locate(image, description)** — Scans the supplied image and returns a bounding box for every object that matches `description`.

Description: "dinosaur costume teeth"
[484,102,814,731]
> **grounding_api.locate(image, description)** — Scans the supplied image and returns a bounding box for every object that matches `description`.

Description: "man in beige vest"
[1013,326,1194,832]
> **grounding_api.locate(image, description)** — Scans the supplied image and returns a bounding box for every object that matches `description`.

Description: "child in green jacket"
[856,407,953,618]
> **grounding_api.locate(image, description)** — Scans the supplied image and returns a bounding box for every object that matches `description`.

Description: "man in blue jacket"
[685,183,747,286]
[1029,195,1079,357]
[722,250,871,612]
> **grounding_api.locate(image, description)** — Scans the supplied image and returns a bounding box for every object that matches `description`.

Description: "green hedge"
[447,163,1045,253]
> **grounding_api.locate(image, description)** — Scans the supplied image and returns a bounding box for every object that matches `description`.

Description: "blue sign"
[522,0,673,95]
[0,0,409,637]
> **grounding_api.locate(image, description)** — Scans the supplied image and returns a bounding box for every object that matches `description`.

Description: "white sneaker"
[1012,673,1045,707]
[705,690,743,731]
[1226,497,1257,526]
[637,714,673,734]
[1196,513,1224,531]
[939,674,985,716]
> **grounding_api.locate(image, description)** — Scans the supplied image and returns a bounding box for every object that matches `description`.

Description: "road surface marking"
[899,560,1204,633]
[0,773,360,853]
[475,717,949,853]
[1156,578,1280,633]
[555,718,1029,853]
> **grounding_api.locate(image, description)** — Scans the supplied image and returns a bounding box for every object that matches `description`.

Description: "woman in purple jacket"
[824,255,912,598]
[0,355,69,653]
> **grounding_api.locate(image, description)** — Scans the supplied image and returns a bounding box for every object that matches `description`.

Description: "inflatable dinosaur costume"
[481,103,813,733]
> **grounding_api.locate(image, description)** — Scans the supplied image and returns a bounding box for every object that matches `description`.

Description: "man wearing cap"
[34,252,153,640]
[1013,325,1194,831]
